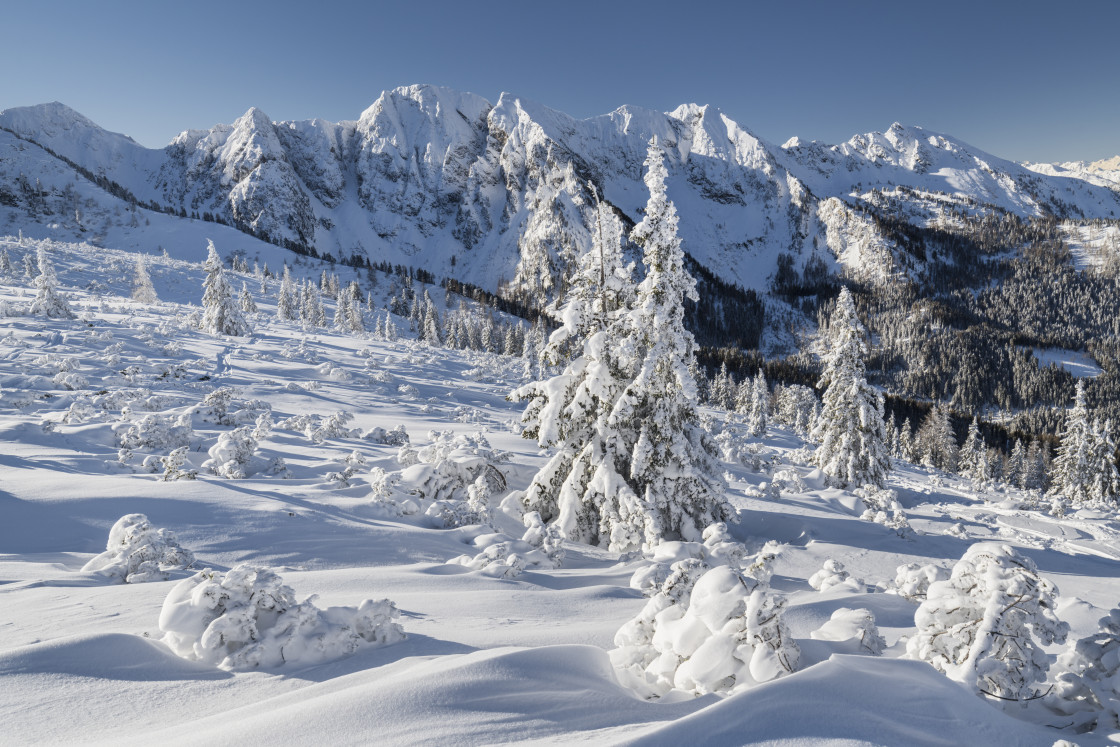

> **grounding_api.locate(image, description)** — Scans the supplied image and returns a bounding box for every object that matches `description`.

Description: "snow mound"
[81,513,195,583]
[159,565,404,670]
[622,655,1058,746]
[137,644,699,745]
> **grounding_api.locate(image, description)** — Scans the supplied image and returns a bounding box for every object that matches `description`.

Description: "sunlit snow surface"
[1028,346,1103,379]
[1,236,1119,745]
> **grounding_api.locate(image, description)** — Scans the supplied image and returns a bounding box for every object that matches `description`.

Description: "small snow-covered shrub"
[889,562,949,602]
[159,565,404,670]
[52,371,88,390]
[907,543,1068,702]
[199,387,237,425]
[611,562,799,699]
[1050,607,1120,732]
[629,523,751,596]
[202,427,258,479]
[279,411,359,443]
[362,424,409,445]
[327,451,366,488]
[808,559,863,592]
[398,431,508,508]
[81,514,194,583]
[117,413,193,451]
[450,512,565,578]
[161,446,197,481]
[810,608,885,655]
[367,466,418,516]
[855,484,910,534]
[426,472,495,528]
[252,411,273,441]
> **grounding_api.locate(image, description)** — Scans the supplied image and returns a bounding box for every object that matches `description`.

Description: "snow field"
[0,236,1118,744]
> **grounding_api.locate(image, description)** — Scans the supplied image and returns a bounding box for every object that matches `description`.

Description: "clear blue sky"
[2,0,1116,163]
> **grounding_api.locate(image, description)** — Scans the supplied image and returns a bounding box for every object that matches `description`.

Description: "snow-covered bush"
[362,424,409,445]
[889,562,949,602]
[161,446,197,481]
[810,608,885,655]
[159,565,404,670]
[449,511,565,578]
[1049,607,1120,732]
[629,523,751,596]
[52,371,88,390]
[199,387,237,425]
[327,451,366,488]
[202,427,258,479]
[81,514,194,583]
[398,430,508,505]
[809,559,863,592]
[854,484,911,534]
[907,543,1068,702]
[611,562,799,698]
[367,466,418,516]
[117,413,193,451]
[279,411,359,443]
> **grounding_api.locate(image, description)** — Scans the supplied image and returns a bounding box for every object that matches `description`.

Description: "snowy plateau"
[2,86,1120,747]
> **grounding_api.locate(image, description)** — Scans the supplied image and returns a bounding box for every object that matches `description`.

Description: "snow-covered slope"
[1025,156,1120,191]
[2,235,1119,744]
[4,89,1120,298]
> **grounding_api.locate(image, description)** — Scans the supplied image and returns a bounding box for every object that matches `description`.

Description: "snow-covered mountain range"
[2,85,1119,297]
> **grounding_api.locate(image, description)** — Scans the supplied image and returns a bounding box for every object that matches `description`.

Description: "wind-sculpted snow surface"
[159,565,404,670]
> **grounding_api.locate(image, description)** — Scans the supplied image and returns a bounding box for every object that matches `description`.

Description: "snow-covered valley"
[2,233,1119,745]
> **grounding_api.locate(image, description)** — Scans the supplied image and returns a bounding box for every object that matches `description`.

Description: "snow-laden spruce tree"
[918,403,958,472]
[907,542,1068,702]
[513,162,585,304]
[1086,419,1120,507]
[603,139,731,550]
[958,417,988,485]
[747,368,768,437]
[811,287,889,487]
[131,255,158,304]
[512,183,636,543]
[709,362,735,410]
[239,281,257,314]
[1048,381,1117,508]
[199,241,250,336]
[0,247,13,276]
[29,246,75,319]
[276,265,299,321]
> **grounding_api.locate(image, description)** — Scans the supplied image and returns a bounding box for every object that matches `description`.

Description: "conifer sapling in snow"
[131,255,158,304]
[199,241,250,336]
[29,247,75,319]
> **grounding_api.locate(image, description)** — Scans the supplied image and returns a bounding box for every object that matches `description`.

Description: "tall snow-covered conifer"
[276,266,298,321]
[1050,381,1099,506]
[603,139,731,550]
[199,241,250,337]
[513,182,636,544]
[812,287,889,487]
